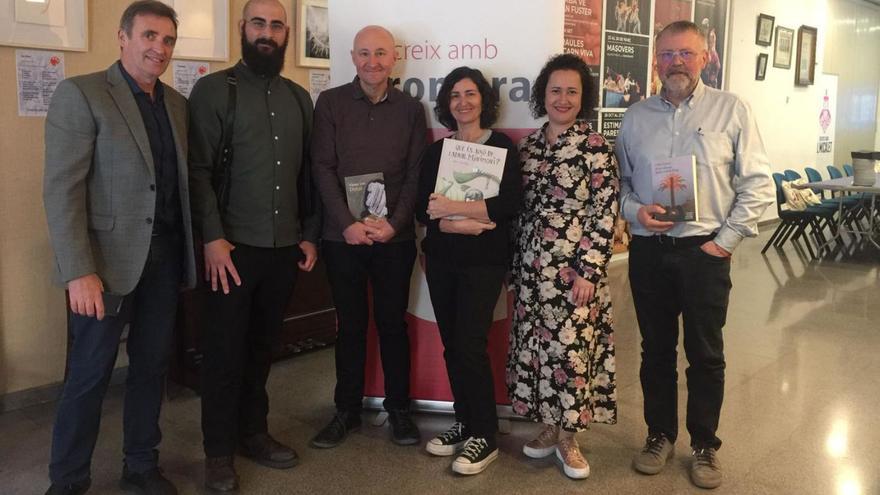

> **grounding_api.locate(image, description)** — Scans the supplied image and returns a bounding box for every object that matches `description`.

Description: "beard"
[241,30,288,77]
[661,70,697,98]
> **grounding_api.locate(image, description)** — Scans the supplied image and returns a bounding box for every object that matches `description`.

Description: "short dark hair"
[530,53,594,120]
[434,66,500,131]
[656,20,707,47]
[120,0,179,37]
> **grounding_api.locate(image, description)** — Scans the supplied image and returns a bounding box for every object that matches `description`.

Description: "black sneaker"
[119,466,178,495]
[426,422,470,456]
[387,409,420,445]
[452,437,498,475]
[309,411,362,449]
[45,479,91,495]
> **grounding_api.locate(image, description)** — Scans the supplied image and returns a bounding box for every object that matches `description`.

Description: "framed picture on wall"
[756,13,775,46]
[167,0,229,61]
[795,25,818,86]
[773,26,794,69]
[0,0,88,51]
[297,0,330,68]
[755,53,768,80]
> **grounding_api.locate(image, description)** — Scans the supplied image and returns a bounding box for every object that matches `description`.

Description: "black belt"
[639,233,716,249]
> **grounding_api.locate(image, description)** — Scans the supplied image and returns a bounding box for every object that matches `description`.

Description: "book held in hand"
[344,172,387,220]
[651,155,699,222]
[434,138,508,203]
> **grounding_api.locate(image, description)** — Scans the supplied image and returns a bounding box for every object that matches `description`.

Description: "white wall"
[727,0,828,184]
[824,0,880,165]
[726,0,880,221]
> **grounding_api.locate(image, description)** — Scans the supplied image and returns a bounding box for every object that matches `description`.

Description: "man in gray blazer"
[42,2,195,494]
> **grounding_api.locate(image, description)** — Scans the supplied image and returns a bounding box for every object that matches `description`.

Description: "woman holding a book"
[415,66,522,475]
[507,53,619,480]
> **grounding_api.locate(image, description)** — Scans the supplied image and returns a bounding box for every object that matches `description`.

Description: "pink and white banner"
[328,0,564,405]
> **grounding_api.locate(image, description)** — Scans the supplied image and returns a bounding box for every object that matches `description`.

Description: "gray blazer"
[43,63,197,294]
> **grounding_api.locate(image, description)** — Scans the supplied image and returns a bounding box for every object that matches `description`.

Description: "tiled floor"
[2,230,878,494]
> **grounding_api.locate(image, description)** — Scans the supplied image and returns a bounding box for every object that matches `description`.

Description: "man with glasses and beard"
[188,0,320,491]
[616,21,773,489]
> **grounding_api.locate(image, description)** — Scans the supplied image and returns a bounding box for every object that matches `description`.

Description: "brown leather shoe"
[240,433,299,469]
[205,456,238,492]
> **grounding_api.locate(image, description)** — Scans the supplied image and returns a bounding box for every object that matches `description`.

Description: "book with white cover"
[651,155,699,222]
[434,138,507,203]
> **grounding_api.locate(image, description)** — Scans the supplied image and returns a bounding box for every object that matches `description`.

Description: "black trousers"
[200,243,302,458]
[50,233,183,484]
[425,257,505,438]
[628,235,731,450]
[322,240,416,413]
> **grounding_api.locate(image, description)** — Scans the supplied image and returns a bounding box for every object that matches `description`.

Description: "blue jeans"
[49,233,183,484]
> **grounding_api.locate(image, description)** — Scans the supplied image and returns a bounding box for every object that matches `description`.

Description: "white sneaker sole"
[523,443,556,459]
[556,448,590,479]
[425,439,465,456]
[452,449,498,475]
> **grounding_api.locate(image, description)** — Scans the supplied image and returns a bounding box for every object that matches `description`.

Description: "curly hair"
[434,66,499,131]
[530,53,594,120]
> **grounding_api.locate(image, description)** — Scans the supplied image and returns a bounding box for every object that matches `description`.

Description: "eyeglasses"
[247,18,287,33]
[657,49,698,63]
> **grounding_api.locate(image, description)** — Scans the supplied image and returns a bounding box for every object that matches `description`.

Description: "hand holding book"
[439,218,496,236]
[427,192,492,222]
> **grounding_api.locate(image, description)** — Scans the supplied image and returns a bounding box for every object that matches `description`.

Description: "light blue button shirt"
[616,80,775,253]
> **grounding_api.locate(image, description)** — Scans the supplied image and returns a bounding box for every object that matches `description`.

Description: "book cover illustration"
[651,155,699,222]
[434,138,508,203]
[344,172,387,220]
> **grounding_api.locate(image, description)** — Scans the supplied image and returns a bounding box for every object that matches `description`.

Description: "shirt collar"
[117,60,164,101]
[660,78,706,110]
[351,76,394,103]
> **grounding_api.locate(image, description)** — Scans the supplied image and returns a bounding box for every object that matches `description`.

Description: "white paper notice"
[16,49,64,117]
[308,69,330,104]
[172,60,210,98]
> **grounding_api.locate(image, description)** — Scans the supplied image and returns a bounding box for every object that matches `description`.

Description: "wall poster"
[16,49,64,117]
[693,0,727,89]
[171,60,210,98]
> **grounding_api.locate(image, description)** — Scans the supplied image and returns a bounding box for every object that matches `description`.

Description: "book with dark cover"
[651,155,699,222]
[344,172,387,220]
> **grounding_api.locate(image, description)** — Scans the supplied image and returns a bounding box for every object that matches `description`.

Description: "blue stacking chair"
[826,165,850,198]
[788,169,848,254]
[805,166,865,242]
[843,163,854,176]
[762,172,828,258]
[783,169,839,219]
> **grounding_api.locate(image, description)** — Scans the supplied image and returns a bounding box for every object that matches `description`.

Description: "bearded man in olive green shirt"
[187,0,320,491]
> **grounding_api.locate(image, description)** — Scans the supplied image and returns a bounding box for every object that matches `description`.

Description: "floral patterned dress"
[507,121,619,431]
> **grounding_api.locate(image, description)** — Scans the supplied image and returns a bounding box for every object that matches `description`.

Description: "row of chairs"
[762,164,871,258]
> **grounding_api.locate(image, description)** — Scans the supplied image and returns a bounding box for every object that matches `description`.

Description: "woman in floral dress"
[507,53,619,480]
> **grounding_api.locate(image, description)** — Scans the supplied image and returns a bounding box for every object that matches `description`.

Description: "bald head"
[243,0,286,19]
[353,25,395,50]
[350,25,396,100]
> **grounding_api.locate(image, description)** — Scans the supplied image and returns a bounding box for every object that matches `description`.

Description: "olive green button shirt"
[189,61,320,248]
